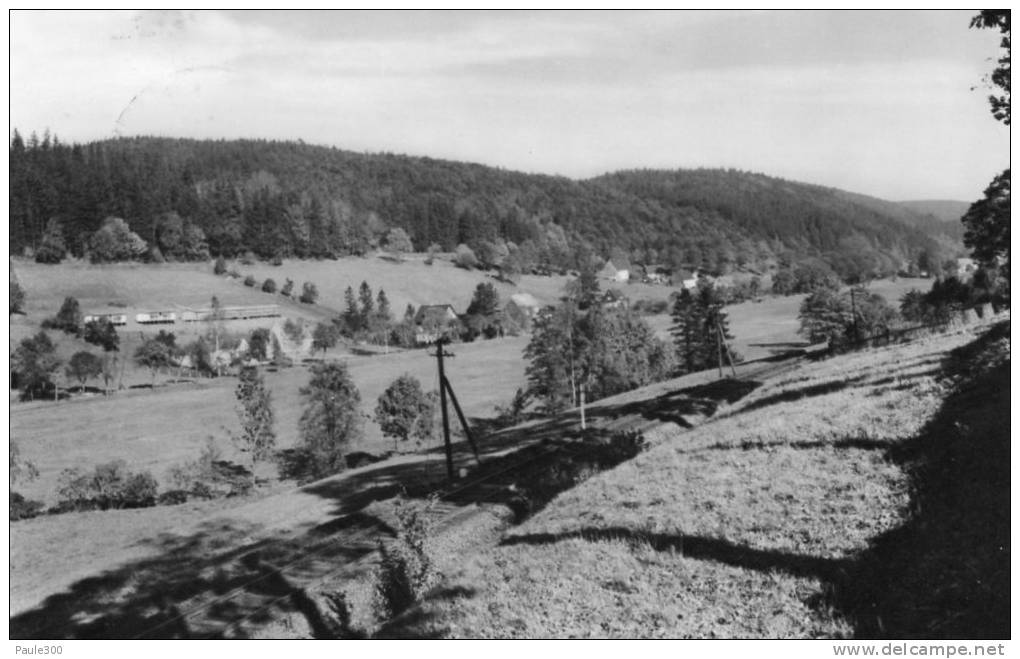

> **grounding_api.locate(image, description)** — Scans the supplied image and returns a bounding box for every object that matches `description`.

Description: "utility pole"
[715,314,724,379]
[716,318,738,378]
[432,338,481,481]
[850,287,860,344]
[579,383,587,430]
[435,338,454,480]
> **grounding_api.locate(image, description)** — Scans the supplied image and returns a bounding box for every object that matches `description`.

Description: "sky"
[8,9,1010,201]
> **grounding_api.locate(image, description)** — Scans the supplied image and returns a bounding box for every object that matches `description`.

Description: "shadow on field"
[821,322,1010,639]
[472,322,1010,640]
[9,513,393,639]
[500,527,846,582]
[579,378,763,429]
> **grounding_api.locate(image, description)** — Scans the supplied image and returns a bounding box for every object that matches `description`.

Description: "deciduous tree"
[82,319,120,352]
[312,322,340,354]
[66,351,103,392]
[35,219,67,264]
[374,374,436,452]
[298,362,363,479]
[14,332,61,401]
[234,366,276,487]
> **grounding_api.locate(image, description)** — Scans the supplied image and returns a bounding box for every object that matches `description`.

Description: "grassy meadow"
[11,334,529,505]
[384,320,1008,639]
[9,258,932,512]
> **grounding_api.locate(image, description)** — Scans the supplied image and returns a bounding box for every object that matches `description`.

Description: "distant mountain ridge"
[897,200,971,225]
[9,135,962,280]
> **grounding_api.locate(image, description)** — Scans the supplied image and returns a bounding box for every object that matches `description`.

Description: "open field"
[11,258,932,506]
[234,253,687,315]
[11,335,529,506]
[10,318,1006,637]
[384,319,1008,639]
[647,276,934,362]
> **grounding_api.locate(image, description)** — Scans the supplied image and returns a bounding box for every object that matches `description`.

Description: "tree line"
[10,134,953,281]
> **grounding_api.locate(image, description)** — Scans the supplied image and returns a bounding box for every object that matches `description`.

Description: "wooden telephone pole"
[715,317,738,379]
[432,337,481,480]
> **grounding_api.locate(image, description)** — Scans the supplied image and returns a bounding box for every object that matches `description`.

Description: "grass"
[383,320,1007,639]
[11,335,529,505]
[9,259,933,507]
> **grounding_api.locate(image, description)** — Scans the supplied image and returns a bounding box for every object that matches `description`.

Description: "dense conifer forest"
[9,133,960,279]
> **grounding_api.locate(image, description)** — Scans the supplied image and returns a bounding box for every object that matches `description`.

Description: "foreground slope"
[386,320,1009,639]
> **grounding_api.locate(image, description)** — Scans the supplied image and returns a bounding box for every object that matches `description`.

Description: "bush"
[454,244,478,270]
[281,278,295,298]
[240,251,257,265]
[157,489,190,506]
[214,257,227,275]
[300,281,319,304]
[371,496,439,622]
[227,268,242,279]
[165,439,253,499]
[121,472,158,508]
[283,317,306,343]
[10,491,45,521]
[271,254,284,266]
[244,275,257,287]
[56,460,159,511]
[262,278,277,294]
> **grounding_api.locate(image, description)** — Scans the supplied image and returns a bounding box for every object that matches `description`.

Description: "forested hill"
[896,200,971,226]
[10,134,961,279]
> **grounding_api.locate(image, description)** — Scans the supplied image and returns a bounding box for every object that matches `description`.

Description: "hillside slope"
[10,136,957,279]
[897,199,971,225]
[385,320,1009,639]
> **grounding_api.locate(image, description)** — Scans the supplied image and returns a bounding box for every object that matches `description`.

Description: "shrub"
[56,460,159,511]
[157,489,190,506]
[454,244,478,270]
[262,278,277,294]
[240,251,257,265]
[10,491,45,521]
[227,268,242,279]
[322,590,362,639]
[300,281,319,304]
[165,439,253,499]
[271,254,284,266]
[121,472,159,508]
[214,257,227,275]
[281,278,295,298]
[283,317,306,343]
[244,275,257,287]
[371,496,439,622]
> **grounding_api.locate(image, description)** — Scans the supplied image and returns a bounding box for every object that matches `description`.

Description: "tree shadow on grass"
[9,511,395,639]
[478,322,1010,639]
[500,527,847,583]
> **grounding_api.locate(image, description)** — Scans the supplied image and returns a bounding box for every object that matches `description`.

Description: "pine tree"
[376,289,392,323]
[358,280,374,318]
[671,280,735,374]
[342,286,361,336]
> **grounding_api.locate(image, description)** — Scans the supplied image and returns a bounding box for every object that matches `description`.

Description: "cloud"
[8,9,1010,200]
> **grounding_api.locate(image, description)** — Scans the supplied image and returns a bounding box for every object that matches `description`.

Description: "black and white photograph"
[7,8,1010,647]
